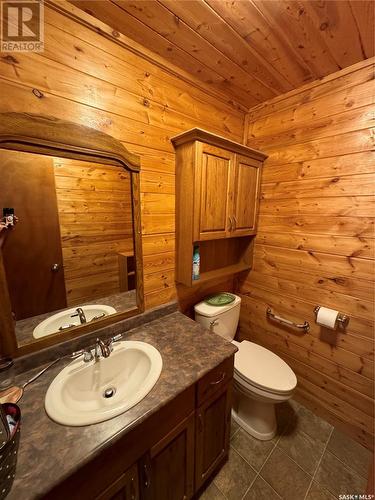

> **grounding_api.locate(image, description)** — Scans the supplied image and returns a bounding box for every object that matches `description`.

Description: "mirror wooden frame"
[0,112,144,357]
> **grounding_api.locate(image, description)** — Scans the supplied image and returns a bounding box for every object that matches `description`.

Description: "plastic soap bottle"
[192,245,200,281]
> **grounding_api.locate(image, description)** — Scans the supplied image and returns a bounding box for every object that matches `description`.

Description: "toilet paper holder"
[313,306,350,328]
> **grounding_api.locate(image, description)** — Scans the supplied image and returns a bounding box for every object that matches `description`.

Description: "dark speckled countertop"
[8,311,236,500]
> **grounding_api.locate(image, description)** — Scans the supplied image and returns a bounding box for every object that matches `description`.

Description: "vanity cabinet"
[50,357,234,500]
[96,464,139,500]
[139,413,195,500]
[195,358,233,490]
[172,128,267,287]
[137,358,233,500]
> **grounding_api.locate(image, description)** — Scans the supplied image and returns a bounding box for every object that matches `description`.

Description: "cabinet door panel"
[195,384,232,490]
[140,413,195,500]
[195,144,233,240]
[231,155,261,236]
[96,463,139,500]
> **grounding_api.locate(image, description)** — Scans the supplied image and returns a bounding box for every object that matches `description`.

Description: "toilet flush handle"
[209,319,218,331]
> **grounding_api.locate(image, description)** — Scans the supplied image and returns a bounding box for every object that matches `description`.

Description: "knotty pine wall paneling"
[0,3,244,312]
[54,158,134,305]
[237,58,375,449]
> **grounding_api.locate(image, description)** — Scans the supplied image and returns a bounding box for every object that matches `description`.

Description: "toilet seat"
[233,340,297,395]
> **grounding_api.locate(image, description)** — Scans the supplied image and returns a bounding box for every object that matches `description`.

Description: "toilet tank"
[194,294,241,341]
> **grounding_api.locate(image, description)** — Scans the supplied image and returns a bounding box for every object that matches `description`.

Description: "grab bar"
[266,307,310,333]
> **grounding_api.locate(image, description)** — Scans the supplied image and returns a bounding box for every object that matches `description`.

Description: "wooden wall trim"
[171,128,267,160]
[0,112,140,172]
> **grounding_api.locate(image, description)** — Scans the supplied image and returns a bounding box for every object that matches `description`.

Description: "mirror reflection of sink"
[45,341,163,426]
[32,305,117,339]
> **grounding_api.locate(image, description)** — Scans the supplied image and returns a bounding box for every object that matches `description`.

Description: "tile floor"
[199,399,372,500]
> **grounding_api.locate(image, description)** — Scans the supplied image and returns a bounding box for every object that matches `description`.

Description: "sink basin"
[33,305,117,339]
[45,341,163,426]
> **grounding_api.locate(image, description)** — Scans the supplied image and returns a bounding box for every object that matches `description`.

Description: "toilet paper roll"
[316,306,339,329]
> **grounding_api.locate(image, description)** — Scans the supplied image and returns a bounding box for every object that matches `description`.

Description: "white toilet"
[194,293,297,441]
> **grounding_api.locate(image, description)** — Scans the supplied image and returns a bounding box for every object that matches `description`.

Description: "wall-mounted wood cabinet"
[172,128,267,287]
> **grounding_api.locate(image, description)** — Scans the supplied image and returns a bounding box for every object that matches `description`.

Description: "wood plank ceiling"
[70,0,374,109]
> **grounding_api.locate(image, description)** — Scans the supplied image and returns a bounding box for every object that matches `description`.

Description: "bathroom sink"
[45,341,163,426]
[33,305,117,339]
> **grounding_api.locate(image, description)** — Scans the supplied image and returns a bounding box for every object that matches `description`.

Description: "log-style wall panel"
[54,158,134,305]
[0,5,244,312]
[238,58,375,449]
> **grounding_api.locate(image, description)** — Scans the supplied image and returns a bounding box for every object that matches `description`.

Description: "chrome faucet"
[71,335,122,363]
[94,337,113,361]
[90,312,106,322]
[71,307,87,324]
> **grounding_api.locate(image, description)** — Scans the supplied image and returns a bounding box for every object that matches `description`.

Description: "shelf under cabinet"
[191,262,251,286]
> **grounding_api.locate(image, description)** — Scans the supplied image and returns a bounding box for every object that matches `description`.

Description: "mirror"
[0,113,144,357]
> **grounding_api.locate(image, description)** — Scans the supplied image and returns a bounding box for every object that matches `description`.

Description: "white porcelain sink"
[45,341,163,426]
[33,305,117,339]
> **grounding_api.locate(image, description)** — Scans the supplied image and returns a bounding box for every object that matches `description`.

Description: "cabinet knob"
[51,263,60,272]
[228,216,233,231]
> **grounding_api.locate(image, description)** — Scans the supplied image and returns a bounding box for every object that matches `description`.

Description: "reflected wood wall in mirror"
[0,113,144,357]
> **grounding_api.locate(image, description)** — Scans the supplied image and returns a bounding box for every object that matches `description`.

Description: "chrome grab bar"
[266,307,310,333]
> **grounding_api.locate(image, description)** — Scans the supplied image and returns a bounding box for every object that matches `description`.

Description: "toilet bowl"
[194,293,297,441]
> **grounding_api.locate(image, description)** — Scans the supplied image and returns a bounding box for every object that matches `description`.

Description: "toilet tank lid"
[194,293,241,318]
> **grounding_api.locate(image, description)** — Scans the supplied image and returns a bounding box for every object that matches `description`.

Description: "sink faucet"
[94,337,113,361]
[71,307,87,324]
[72,335,122,363]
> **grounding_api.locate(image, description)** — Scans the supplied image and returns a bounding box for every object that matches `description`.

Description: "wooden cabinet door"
[230,154,261,236]
[195,383,232,491]
[96,463,139,500]
[194,143,234,241]
[139,413,195,500]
